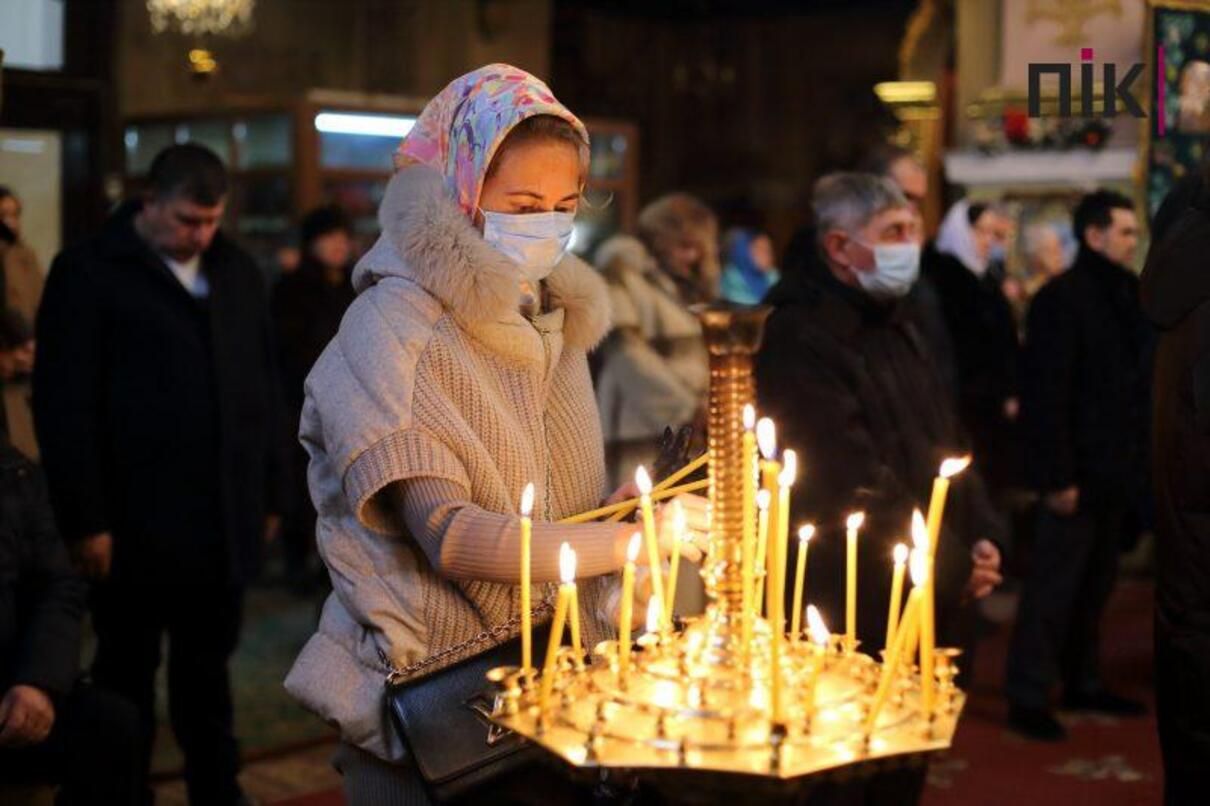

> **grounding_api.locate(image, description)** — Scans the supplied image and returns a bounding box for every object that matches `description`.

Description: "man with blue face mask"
[756,174,1008,744]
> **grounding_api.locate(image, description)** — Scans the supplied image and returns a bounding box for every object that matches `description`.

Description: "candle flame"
[626,532,642,563]
[911,509,928,551]
[893,542,909,565]
[909,547,928,587]
[634,465,652,495]
[940,455,972,479]
[559,542,577,584]
[645,595,661,633]
[779,449,798,486]
[520,482,535,517]
[846,511,865,531]
[743,403,756,430]
[807,605,830,647]
[756,417,777,460]
[671,499,687,537]
[798,523,815,543]
[756,489,772,511]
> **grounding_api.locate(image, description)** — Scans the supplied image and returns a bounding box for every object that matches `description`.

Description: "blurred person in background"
[0,186,44,460]
[595,192,716,488]
[272,205,357,594]
[0,430,141,804]
[1022,222,1070,299]
[1006,189,1150,741]
[719,226,780,304]
[33,143,287,805]
[926,200,1021,496]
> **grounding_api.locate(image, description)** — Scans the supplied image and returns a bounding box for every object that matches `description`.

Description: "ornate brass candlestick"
[488,304,965,779]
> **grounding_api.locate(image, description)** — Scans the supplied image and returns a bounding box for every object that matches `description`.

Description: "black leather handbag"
[385,615,554,803]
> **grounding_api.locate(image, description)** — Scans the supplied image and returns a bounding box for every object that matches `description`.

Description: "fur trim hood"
[353,166,610,351]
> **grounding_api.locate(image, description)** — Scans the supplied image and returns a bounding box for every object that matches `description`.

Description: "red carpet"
[273,580,1163,805]
[923,578,1161,806]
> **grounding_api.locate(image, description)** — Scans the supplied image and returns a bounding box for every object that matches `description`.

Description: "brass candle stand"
[488,304,965,780]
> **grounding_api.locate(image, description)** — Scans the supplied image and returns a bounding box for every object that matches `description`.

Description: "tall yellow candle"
[645,594,662,636]
[757,418,780,617]
[884,543,909,651]
[912,511,934,718]
[634,466,668,630]
[865,584,921,734]
[568,580,583,665]
[664,500,686,624]
[845,511,865,652]
[754,489,772,616]
[741,405,757,656]
[791,524,814,640]
[539,543,576,716]
[618,533,641,680]
[926,456,971,559]
[519,483,534,675]
[775,450,797,633]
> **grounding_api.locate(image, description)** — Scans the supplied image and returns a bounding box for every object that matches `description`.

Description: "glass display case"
[124,93,639,276]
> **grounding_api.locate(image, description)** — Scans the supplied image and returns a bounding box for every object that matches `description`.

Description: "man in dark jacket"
[1141,168,1210,804]
[272,205,356,592]
[1005,189,1149,740]
[0,438,140,802]
[33,144,287,804]
[756,173,1006,663]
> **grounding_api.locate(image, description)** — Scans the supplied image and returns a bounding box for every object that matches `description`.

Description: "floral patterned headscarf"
[395,63,589,219]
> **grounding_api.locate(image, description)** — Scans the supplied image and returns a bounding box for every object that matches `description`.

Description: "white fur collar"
[354,166,610,352]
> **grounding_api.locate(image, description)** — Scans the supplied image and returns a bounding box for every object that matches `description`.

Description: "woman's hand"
[603,481,640,506]
[612,493,709,566]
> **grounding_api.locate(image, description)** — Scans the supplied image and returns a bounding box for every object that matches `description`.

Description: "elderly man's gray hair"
[812,172,908,241]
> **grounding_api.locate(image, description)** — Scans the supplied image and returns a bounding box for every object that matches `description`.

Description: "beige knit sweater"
[284,166,617,761]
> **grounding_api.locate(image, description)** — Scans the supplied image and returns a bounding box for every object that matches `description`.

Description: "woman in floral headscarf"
[284,65,706,803]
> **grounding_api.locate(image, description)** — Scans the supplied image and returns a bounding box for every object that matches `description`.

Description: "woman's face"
[478,140,582,221]
[971,210,995,264]
[663,238,704,279]
[749,234,775,272]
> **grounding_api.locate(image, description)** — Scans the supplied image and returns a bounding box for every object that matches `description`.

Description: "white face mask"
[481,209,575,284]
[853,240,921,299]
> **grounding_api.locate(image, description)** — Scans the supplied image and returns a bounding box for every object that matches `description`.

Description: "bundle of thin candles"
[557,452,709,524]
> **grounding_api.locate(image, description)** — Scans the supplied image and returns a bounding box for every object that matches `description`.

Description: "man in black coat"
[0,438,140,803]
[757,173,1006,665]
[1141,167,1210,804]
[1005,189,1150,740]
[33,144,287,804]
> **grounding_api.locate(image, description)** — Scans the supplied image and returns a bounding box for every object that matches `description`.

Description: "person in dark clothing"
[926,201,1021,492]
[1141,167,1210,805]
[756,173,1007,665]
[33,144,287,805]
[272,205,356,592]
[0,439,141,803]
[1005,189,1150,741]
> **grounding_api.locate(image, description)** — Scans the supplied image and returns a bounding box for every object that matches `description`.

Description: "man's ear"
[821,229,850,267]
[1083,225,1105,252]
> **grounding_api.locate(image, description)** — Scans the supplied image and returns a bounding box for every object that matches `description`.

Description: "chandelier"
[146,0,255,37]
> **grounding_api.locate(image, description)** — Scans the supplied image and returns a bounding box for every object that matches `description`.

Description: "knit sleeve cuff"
[344,430,470,533]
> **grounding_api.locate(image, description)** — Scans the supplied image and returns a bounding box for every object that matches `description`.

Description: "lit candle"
[885,542,909,651]
[568,574,583,666]
[926,456,971,560]
[519,483,534,676]
[664,499,686,625]
[791,524,814,640]
[754,489,772,616]
[805,605,830,720]
[912,510,934,719]
[742,405,757,657]
[618,533,641,680]
[645,594,662,636]
[775,450,797,632]
[757,418,780,617]
[845,511,865,652]
[539,543,576,716]
[635,466,668,631]
[865,549,926,734]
